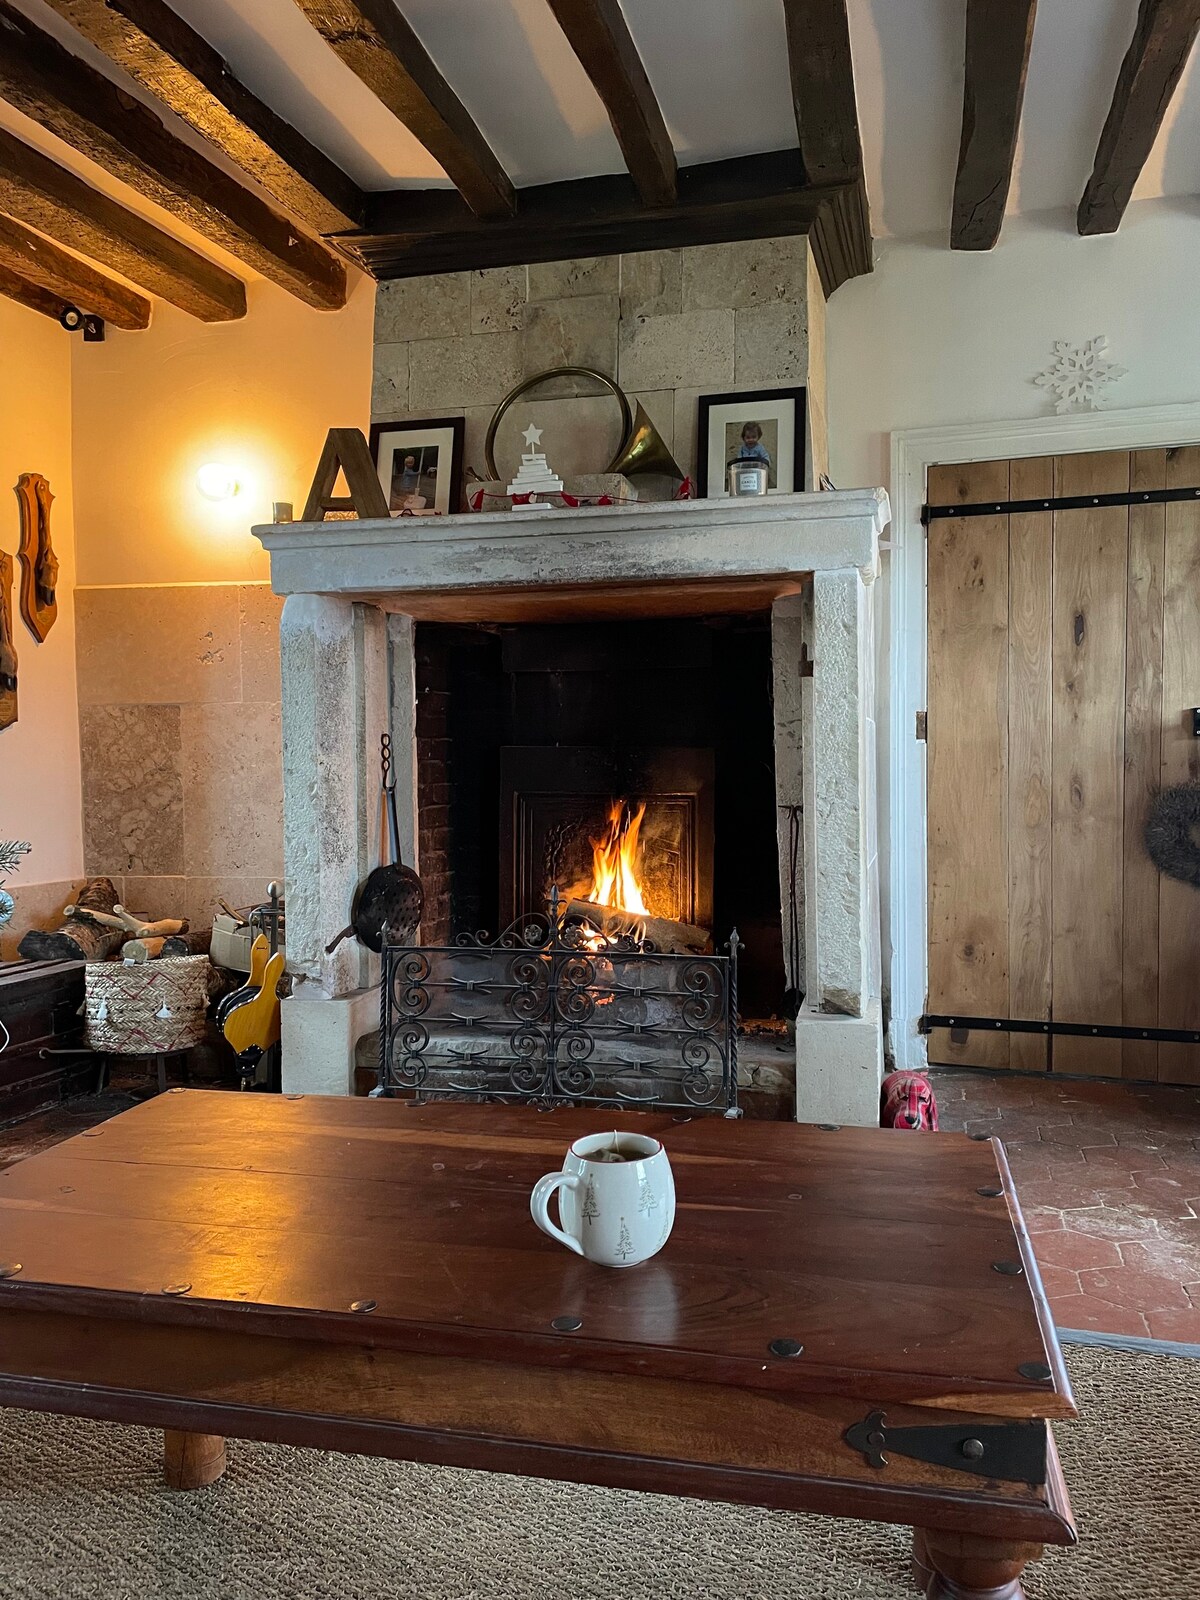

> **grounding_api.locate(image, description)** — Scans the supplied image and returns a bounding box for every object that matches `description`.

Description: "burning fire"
[585,800,650,915]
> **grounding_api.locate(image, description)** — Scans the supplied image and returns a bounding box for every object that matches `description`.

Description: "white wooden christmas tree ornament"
[507,421,564,508]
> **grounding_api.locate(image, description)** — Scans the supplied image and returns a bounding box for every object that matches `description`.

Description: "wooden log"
[162,1429,226,1490]
[17,877,124,962]
[120,937,167,963]
[162,929,212,958]
[565,898,711,954]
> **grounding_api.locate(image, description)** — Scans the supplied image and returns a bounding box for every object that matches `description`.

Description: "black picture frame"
[695,386,807,498]
[369,416,466,515]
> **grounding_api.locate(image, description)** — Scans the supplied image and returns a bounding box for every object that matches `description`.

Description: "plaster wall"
[64,272,374,934]
[825,198,1200,1028]
[0,297,82,953]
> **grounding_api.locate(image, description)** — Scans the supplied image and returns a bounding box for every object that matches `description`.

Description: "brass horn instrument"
[605,400,685,482]
[483,367,685,484]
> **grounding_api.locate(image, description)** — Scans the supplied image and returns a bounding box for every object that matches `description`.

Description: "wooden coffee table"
[0,1092,1075,1599]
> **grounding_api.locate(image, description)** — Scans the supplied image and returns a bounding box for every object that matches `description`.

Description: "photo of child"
[725,418,778,487]
[388,444,440,509]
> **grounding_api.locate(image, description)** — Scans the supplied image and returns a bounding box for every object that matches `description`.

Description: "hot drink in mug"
[530,1131,675,1267]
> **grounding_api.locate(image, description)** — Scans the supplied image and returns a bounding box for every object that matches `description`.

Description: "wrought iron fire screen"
[378,892,739,1113]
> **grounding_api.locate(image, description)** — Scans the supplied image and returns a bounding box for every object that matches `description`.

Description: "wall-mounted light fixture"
[195,462,240,502]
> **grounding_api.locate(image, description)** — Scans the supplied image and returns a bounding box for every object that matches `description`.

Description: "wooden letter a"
[301,428,390,522]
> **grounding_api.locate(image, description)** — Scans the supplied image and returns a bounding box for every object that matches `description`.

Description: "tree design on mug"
[582,1178,599,1225]
[615,1218,634,1261]
[637,1176,658,1216]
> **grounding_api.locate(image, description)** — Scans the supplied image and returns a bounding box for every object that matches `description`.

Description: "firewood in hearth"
[17,876,124,962]
[564,898,711,955]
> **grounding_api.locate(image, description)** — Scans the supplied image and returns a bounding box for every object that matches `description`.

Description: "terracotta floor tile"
[1051,1295,1149,1337]
[1033,1230,1123,1272]
[1004,1141,1088,1171]
[1036,1263,1081,1300]
[1117,1236,1200,1284]
[1024,1207,1065,1234]
[1080,1145,1169,1173]
[1059,1205,1160,1244]
[1128,1171,1198,1217]
[1143,1305,1200,1342]
[1014,1174,1137,1211]
[1037,1122,1115,1147]
[1077,1265,1192,1313]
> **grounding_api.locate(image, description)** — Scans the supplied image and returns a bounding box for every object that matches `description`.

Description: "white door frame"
[888,400,1200,1072]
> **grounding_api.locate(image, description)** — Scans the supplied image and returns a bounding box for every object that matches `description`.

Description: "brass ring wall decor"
[483,367,632,483]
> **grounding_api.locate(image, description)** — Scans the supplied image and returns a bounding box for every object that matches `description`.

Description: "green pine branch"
[0,840,32,880]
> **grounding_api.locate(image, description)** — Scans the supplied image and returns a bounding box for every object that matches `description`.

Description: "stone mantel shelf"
[253,490,890,616]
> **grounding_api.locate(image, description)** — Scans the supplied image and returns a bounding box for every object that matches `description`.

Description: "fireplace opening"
[414,615,785,1018]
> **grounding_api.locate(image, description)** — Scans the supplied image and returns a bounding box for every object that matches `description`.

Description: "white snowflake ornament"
[1032,337,1126,414]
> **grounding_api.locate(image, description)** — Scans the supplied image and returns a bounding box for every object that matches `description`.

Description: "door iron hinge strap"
[922,485,1200,524]
[920,1014,1200,1045]
[844,1410,1047,1486]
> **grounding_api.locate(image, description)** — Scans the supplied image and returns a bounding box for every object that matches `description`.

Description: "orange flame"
[572,799,651,916]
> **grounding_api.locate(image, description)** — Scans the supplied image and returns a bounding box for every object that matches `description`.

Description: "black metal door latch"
[844,1410,1048,1486]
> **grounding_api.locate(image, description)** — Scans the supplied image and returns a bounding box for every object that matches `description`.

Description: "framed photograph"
[369,417,465,515]
[695,387,806,498]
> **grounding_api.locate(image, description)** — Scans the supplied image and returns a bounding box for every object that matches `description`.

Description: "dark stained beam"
[0,128,245,321]
[0,213,150,328]
[343,151,871,296]
[0,258,73,321]
[1078,0,1200,235]
[953,0,1038,250]
[292,0,515,219]
[0,1,347,308]
[42,0,365,233]
[781,0,863,185]
[544,0,676,207]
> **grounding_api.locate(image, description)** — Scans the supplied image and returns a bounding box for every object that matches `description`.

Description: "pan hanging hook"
[380,731,395,793]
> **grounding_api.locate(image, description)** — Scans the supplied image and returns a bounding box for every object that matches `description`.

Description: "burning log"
[564,898,711,955]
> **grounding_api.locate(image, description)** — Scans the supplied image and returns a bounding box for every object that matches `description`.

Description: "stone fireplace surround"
[253,488,888,1125]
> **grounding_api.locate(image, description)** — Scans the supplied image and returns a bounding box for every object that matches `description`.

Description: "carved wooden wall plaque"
[15,472,58,642]
[0,550,16,730]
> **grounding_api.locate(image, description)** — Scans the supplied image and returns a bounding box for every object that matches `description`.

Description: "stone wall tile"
[470,266,526,333]
[76,586,240,706]
[1,878,79,961]
[734,301,809,385]
[522,294,619,381]
[181,701,283,878]
[682,238,807,310]
[408,334,523,411]
[239,585,283,703]
[375,274,469,342]
[528,256,618,300]
[119,876,188,923]
[462,404,495,485]
[81,704,183,877]
[372,344,409,419]
[617,309,734,391]
[620,250,682,319]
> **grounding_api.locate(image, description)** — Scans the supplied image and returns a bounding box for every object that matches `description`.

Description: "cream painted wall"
[71,273,376,587]
[826,201,1200,490]
[0,297,83,889]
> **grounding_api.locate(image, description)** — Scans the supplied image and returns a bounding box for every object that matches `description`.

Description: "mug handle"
[530,1171,584,1256]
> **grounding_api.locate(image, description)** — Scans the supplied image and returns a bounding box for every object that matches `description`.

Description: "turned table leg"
[913,1529,1043,1600]
[163,1430,227,1490]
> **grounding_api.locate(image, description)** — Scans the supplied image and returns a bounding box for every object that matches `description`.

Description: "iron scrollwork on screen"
[378,889,739,1114]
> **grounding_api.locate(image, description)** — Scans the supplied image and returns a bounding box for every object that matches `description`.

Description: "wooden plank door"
[926,446,1200,1084]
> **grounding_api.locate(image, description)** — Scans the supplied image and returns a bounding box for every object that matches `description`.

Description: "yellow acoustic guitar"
[215,932,271,1030]
[221,935,284,1059]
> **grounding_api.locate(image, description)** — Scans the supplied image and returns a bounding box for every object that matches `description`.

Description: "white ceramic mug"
[530,1131,676,1267]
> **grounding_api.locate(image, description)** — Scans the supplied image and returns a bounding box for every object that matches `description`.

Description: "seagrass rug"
[0,1345,1194,1600]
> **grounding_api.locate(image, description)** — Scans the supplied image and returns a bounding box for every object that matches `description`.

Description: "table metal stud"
[162,1282,191,1296]
[961,1438,985,1460]
[0,1263,22,1279]
[768,1337,804,1358]
[817,1124,841,1132]
[350,1299,377,1313]
[1018,1360,1052,1381]
[552,1315,582,1332]
[976,1186,1002,1198]
[992,1261,1024,1277]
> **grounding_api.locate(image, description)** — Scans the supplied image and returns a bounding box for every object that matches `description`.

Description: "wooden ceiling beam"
[1078,0,1200,235]
[0,212,150,328]
[544,0,676,207]
[952,0,1038,250]
[344,151,871,296]
[0,1,347,308]
[0,128,245,322]
[781,0,864,186]
[292,0,515,219]
[0,258,73,321]
[41,0,365,233]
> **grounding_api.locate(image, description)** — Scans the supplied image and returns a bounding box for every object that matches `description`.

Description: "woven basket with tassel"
[84,955,213,1055]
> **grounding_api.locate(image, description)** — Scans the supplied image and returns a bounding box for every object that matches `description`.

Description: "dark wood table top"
[0,1090,1073,1418]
